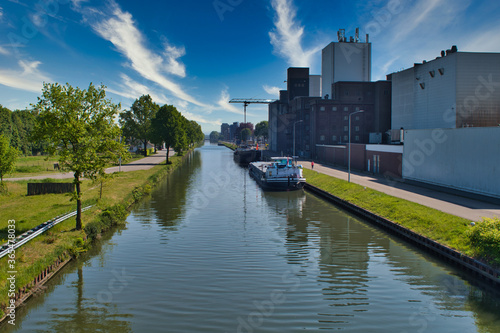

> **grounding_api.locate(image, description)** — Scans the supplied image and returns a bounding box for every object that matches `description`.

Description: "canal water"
[3,143,500,332]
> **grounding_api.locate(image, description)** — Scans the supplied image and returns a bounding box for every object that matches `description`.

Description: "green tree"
[152,104,184,164]
[209,131,220,142]
[254,120,269,141]
[0,134,18,183]
[0,105,13,143]
[186,120,204,147]
[240,128,252,142]
[119,95,159,157]
[32,83,128,230]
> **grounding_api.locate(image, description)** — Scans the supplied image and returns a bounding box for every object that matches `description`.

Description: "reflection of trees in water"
[46,265,133,333]
[150,150,201,229]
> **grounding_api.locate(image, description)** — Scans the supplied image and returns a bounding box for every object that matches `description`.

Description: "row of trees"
[210,120,268,143]
[1,82,204,230]
[0,105,40,155]
[119,95,204,163]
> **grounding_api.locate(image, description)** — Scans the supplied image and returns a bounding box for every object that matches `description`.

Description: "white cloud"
[263,85,280,96]
[107,73,170,105]
[0,46,9,55]
[269,0,322,67]
[85,1,206,107]
[163,44,186,78]
[216,88,243,115]
[0,60,50,93]
[182,110,221,126]
[0,7,3,21]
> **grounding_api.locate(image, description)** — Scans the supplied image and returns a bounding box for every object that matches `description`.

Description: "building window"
[332,106,337,111]
[344,116,348,121]
[344,107,349,112]
[332,135,337,141]
[355,107,360,111]
[343,126,348,132]
[320,135,325,141]
[355,135,360,141]
[344,135,348,141]
[355,126,360,131]
[355,116,360,121]
[320,106,325,111]
[345,91,349,96]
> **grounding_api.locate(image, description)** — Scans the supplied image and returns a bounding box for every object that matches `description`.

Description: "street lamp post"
[348,110,364,182]
[293,120,303,157]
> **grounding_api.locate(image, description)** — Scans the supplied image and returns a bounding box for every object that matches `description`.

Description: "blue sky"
[1,0,500,133]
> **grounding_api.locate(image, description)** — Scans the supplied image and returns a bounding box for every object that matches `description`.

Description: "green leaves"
[119,94,159,156]
[32,82,128,229]
[0,134,19,182]
[254,120,269,140]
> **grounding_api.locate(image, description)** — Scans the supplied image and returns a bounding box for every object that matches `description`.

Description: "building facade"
[321,29,371,99]
[389,49,500,130]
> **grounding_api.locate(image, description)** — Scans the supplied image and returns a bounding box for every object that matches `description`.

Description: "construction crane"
[229,98,277,124]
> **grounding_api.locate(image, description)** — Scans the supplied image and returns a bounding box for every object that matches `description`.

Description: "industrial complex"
[222,28,500,200]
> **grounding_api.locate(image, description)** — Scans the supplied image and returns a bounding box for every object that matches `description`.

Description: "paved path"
[5,149,174,181]
[299,160,500,222]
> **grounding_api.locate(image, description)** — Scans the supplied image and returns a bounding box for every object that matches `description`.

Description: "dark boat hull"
[234,149,261,165]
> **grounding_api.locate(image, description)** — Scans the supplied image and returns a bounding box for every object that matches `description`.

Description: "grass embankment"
[0,153,185,317]
[304,169,476,256]
[219,142,237,150]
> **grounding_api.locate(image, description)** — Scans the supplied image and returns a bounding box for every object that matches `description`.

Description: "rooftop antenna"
[355,27,360,43]
[337,29,345,42]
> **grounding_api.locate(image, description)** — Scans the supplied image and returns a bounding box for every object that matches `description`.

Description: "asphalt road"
[5,149,174,181]
[299,160,500,222]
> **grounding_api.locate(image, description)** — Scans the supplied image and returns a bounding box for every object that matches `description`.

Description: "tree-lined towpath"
[300,160,500,222]
[5,149,174,181]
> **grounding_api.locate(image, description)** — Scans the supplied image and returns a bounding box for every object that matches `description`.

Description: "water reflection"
[3,143,500,332]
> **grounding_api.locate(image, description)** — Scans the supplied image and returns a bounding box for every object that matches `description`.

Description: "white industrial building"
[391,48,500,199]
[321,29,371,99]
[390,49,500,130]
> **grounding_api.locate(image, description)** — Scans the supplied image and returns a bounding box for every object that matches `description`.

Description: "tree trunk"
[75,173,82,230]
[166,146,170,164]
[143,140,148,157]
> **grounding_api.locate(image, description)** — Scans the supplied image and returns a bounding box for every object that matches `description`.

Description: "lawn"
[303,169,474,255]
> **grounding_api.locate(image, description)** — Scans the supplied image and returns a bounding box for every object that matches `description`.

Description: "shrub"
[84,204,127,240]
[467,217,500,265]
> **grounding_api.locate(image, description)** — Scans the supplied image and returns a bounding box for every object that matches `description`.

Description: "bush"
[467,217,500,265]
[84,204,127,240]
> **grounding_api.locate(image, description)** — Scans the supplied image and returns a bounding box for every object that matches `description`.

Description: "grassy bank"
[304,169,476,257]
[0,152,187,317]
[219,142,237,150]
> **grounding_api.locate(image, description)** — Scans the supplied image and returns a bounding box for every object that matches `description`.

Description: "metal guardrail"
[0,205,93,259]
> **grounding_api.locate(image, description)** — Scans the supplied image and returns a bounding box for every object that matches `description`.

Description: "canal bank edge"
[0,149,195,324]
[304,183,500,286]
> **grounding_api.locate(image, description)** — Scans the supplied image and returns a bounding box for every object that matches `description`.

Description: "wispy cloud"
[269,0,322,67]
[107,73,170,105]
[0,60,50,93]
[77,1,207,107]
[182,110,221,127]
[0,6,3,21]
[0,46,9,55]
[263,85,280,97]
[365,0,481,80]
[216,88,243,115]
